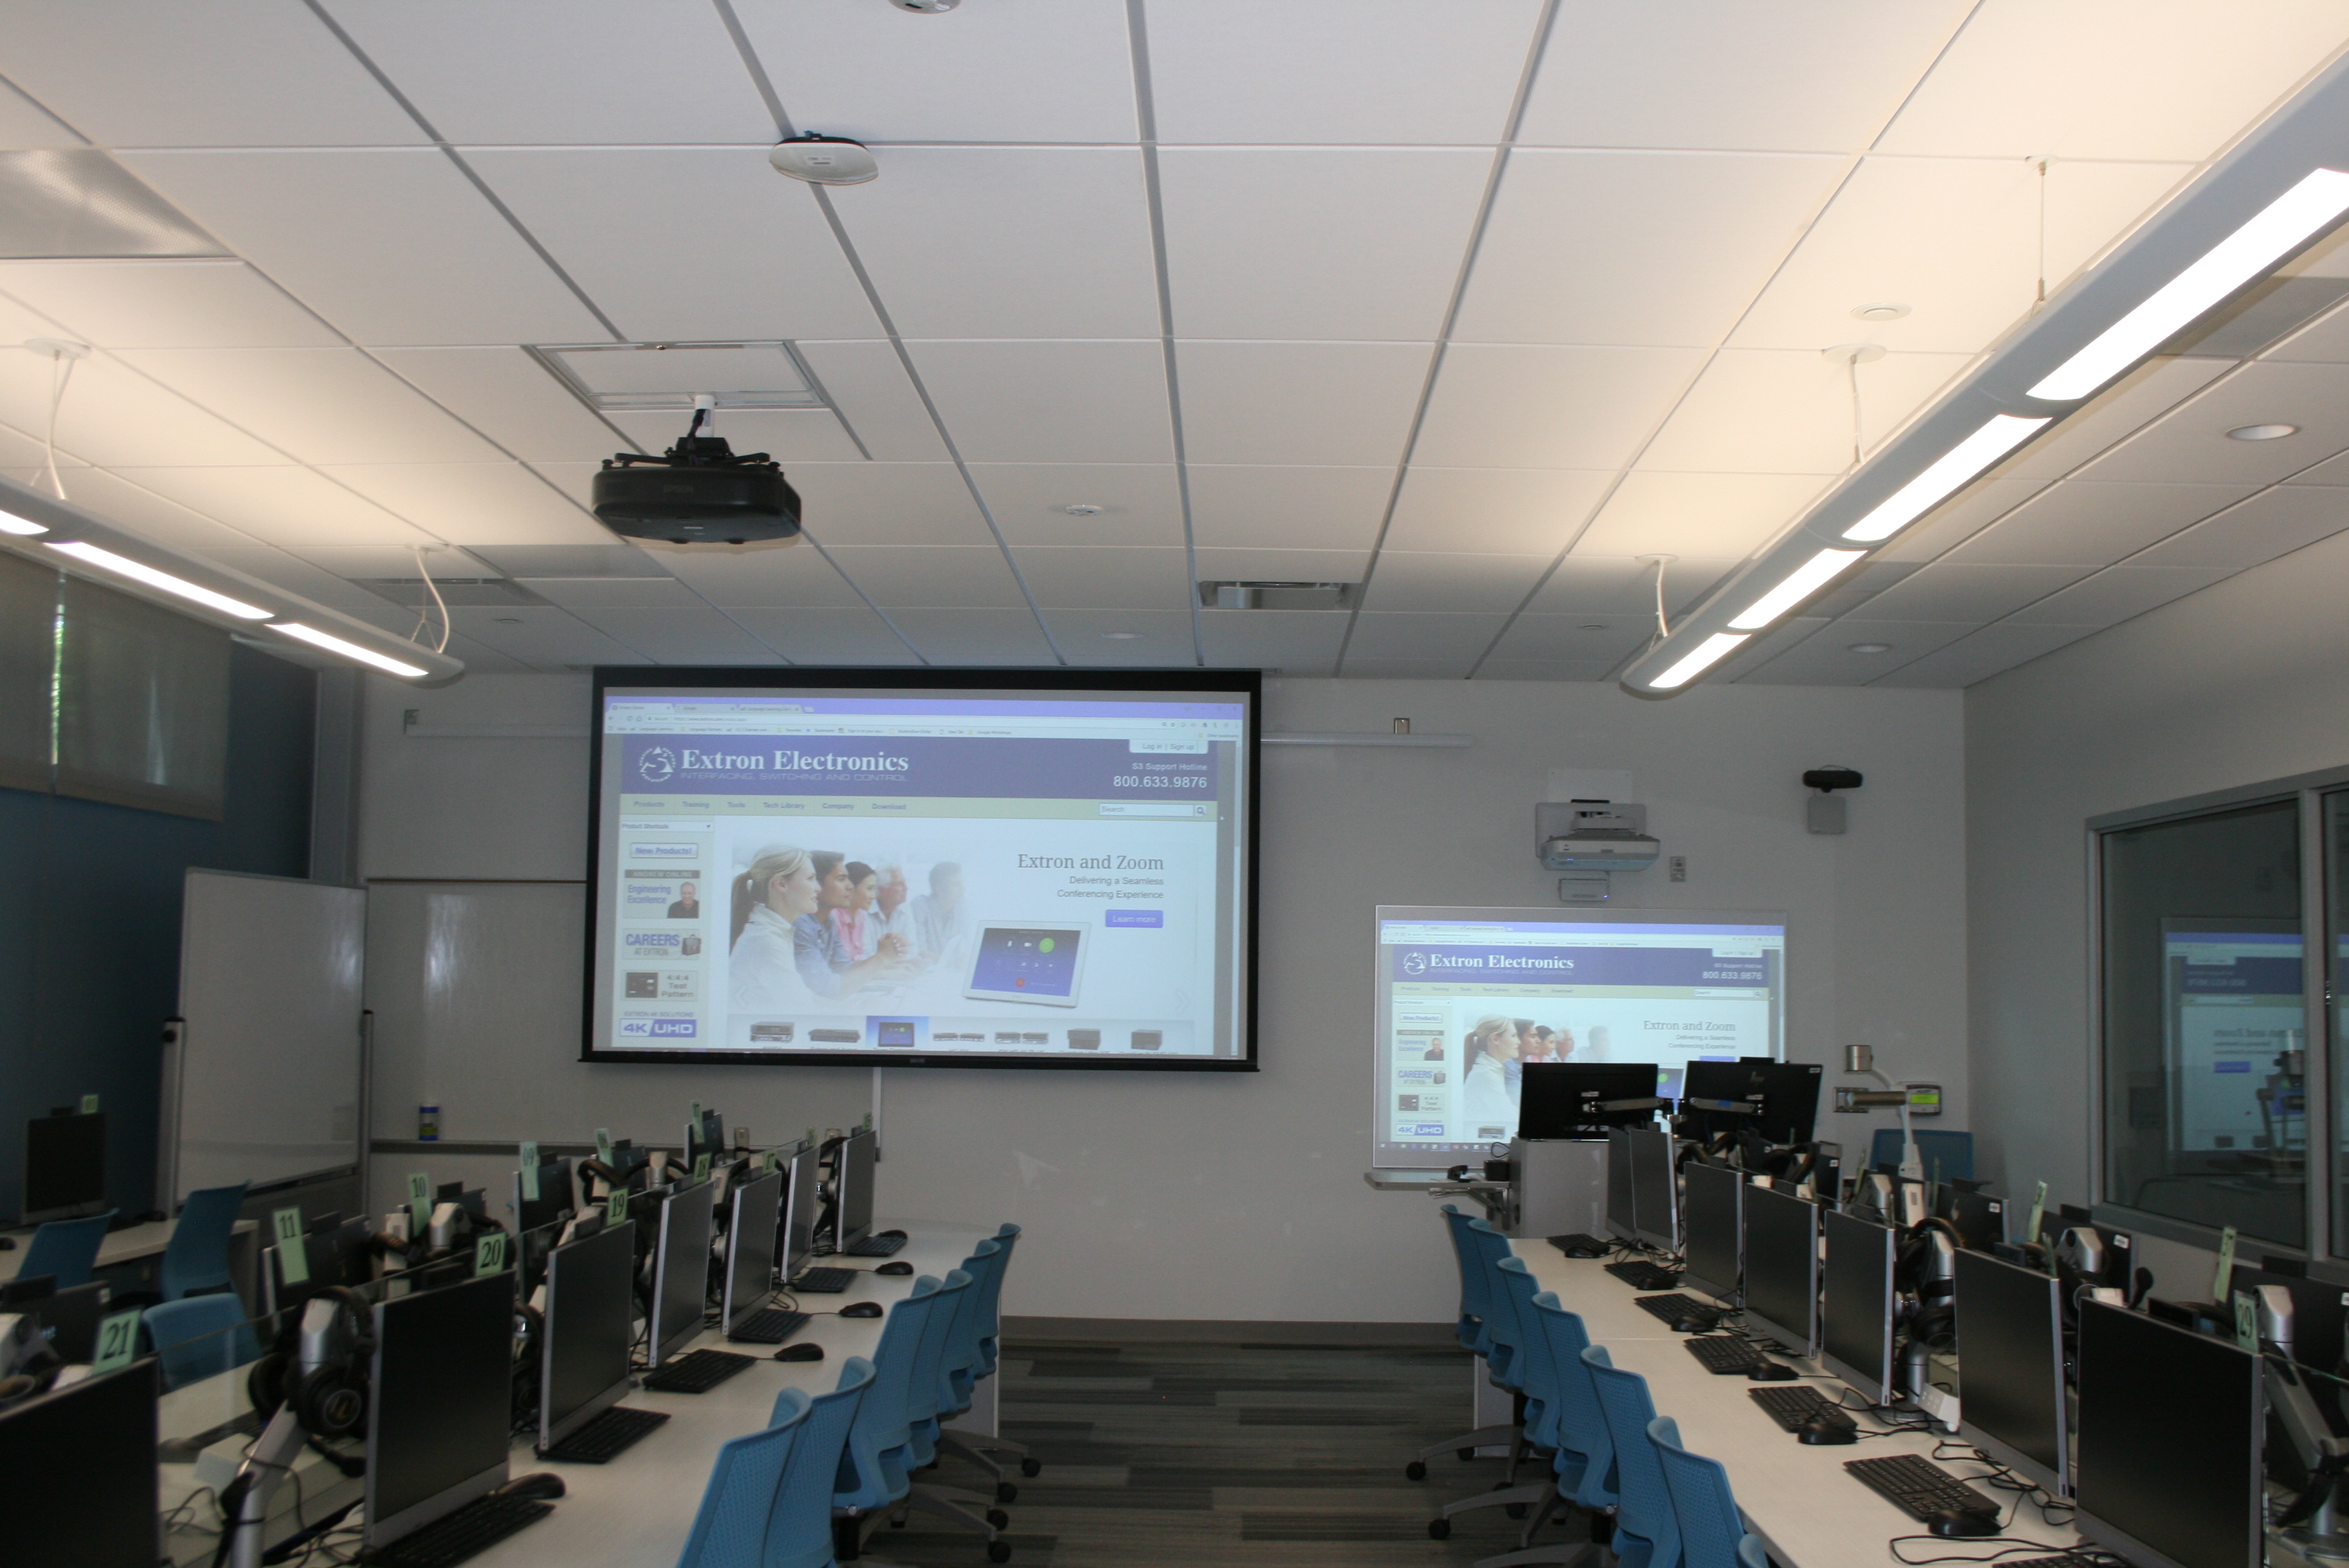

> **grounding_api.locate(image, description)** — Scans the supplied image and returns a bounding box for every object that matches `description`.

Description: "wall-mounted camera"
[1803,766,1863,836]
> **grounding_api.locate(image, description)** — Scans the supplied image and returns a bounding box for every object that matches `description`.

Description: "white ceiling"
[0,0,2343,682]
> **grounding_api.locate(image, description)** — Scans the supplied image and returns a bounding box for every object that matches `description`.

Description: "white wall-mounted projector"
[1537,802,1660,872]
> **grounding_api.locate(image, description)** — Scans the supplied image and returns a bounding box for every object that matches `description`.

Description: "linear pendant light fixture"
[48,540,274,620]
[1620,50,2349,696]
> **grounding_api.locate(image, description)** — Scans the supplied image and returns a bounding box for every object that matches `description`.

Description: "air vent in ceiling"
[527,341,829,412]
[355,577,546,610]
[1198,580,1356,611]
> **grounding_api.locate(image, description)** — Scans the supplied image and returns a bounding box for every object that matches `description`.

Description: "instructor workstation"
[8,7,2349,1568]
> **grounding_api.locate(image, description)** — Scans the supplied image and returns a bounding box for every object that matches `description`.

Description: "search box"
[1098,802,1208,817]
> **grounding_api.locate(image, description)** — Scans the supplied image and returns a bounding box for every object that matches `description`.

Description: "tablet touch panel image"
[965,922,1088,1007]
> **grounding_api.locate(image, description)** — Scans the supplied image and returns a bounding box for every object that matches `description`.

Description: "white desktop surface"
[465,1219,992,1568]
[0,1215,258,1284]
[1512,1242,2081,1568]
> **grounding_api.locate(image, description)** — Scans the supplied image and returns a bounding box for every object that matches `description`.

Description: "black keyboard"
[540,1404,670,1463]
[366,1493,552,1568]
[1606,1260,1682,1290]
[792,1266,858,1294]
[1684,1336,1772,1375]
[640,1348,754,1394]
[1749,1386,1852,1432]
[1633,1293,1718,1327]
[1843,1454,2004,1521]
[845,1233,905,1256]
[1547,1233,1608,1256]
[727,1307,809,1344]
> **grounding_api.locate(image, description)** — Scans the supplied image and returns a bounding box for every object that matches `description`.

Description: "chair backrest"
[1649,1416,1750,1568]
[1465,1219,1523,1373]
[1492,1256,1553,1432]
[19,1210,116,1290]
[834,1276,940,1510]
[1528,1291,1613,1510]
[1584,1346,1679,1568]
[143,1294,256,1391]
[1869,1128,1974,1182]
[975,1223,1018,1351]
[907,1269,973,1427]
[1438,1204,1488,1349]
[941,1240,998,1398]
[769,1358,874,1568]
[675,1397,807,1568]
[163,1183,249,1299]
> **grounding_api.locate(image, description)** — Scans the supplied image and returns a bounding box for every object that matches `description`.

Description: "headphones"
[1895,1216,1961,1309]
[249,1287,375,1438]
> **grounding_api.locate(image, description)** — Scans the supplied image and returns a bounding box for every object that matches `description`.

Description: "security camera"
[1803,766,1864,792]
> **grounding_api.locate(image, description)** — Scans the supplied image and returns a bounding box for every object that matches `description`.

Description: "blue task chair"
[1583,1348,1679,1568]
[1411,1213,1529,1481]
[162,1182,249,1300]
[675,1392,810,1568]
[143,1294,260,1391]
[17,1210,115,1290]
[934,1239,1028,1498]
[888,1269,1012,1556]
[1431,1284,1613,1554]
[767,1357,875,1568]
[1649,1417,1769,1568]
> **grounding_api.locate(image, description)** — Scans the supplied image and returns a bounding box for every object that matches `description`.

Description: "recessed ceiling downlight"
[1853,303,1911,321]
[1102,631,1142,641]
[2226,422,2299,440]
[1848,642,1894,654]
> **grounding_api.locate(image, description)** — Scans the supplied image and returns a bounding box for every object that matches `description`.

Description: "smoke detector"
[769,134,878,186]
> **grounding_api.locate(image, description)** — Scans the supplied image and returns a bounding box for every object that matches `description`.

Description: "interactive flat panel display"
[587,669,1258,1069]
[1371,906,1786,1167]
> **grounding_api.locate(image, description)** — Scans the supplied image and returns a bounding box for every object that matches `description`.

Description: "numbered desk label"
[474,1231,509,1278]
[595,1127,614,1165]
[78,1093,99,1115]
[93,1310,141,1373]
[406,1172,432,1232]
[607,1189,630,1225]
[272,1208,309,1286]
[520,1143,541,1201]
[693,1153,712,1183]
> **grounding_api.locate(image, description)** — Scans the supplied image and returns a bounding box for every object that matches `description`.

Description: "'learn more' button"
[1105,909,1163,928]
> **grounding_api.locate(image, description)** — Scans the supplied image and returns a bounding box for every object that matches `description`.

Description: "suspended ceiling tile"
[1199,609,1344,674]
[325,0,777,143]
[1159,149,1489,342]
[2000,355,2234,480]
[1192,545,1371,581]
[827,148,1158,339]
[563,605,777,663]
[1185,465,1393,551]
[1041,608,1199,666]
[1522,554,1739,616]
[1383,468,1610,555]
[517,576,696,610]
[37,467,257,555]
[1870,621,2102,687]
[1854,560,2090,622]
[658,545,864,608]
[0,80,80,150]
[0,350,284,467]
[734,0,1139,143]
[1713,612,1840,682]
[118,150,606,347]
[116,347,501,465]
[1010,546,1192,611]
[1740,618,1979,685]
[2005,565,2231,626]
[1145,0,1540,143]
[1342,610,1509,661]
[2264,291,2349,364]
[792,342,947,463]
[1876,0,2349,161]
[2081,360,2349,485]
[722,604,918,665]
[0,417,81,471]
[107,465,428,548]
[368,347,621,464]
[1517,2,1965,152]
[1636,348,1971,475]
[464,148,879,343]
[2,2,425,147]
[1943,481,2256,567]
[289,543,496,579]
[1340,657,1476,680]
[2289,448,2349,485]
[907,340,1170,466]
[895,606,1057,666]
[1730,156,2189,354]
[1176,343,1429,468]
[0,260,336,349]
[1456,150,1842,348]
[1474,660,1621,683]
[2128,485,2349,571]
[1360,552,1551,613]
[1573,470,1833,558]
[608,408,865,465]
[782,464,990,550]
[1801,558,1921,620]
[444,603,650,665]
[820,545,1029,609]
[1484,613,1653,665]
[1869,475,2049,563]
[1416,344,1705,470]
[317,462,608,546]
[965,463,1185,548]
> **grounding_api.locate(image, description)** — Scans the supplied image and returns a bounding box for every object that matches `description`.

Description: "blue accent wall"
[0,645,314,1223]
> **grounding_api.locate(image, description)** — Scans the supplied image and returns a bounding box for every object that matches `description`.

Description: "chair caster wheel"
[988,1542,1013,1563]
[1506,1504,1529,1520]
[994,1482,1018,1505]
[1405,1460,1426,1480]
[889,1518,906,1529]
[987,1509,1009,1530]
[1428,1519,1451,1540]
[1019,1458,1041,1477]
[1457,1448,1476,1462]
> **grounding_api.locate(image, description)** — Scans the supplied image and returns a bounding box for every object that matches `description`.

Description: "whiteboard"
[169,870,365,1200]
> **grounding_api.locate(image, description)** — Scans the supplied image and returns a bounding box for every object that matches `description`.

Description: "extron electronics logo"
[636,745,677,782]
[1402,952,1427,976]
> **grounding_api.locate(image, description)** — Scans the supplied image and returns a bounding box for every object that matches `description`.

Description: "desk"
[0,1216,258,1294]
[1512,1242,2081,1568]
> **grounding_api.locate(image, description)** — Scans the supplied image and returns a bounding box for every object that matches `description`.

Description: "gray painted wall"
[360,671,1965,1324]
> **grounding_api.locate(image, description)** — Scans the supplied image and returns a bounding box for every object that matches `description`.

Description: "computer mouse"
[1668,1316,1716,1334]
[497,1472,566,1502]
[1745,1362,1798,1381]
[878,1228,907,1239]
[876,1261,913,1276]
[1925,1510,1999,1538]
[1795,1415,1858,1445]
[0,1238,13,1251]
[775,1344,825,1362]
[840,1301,884,1319]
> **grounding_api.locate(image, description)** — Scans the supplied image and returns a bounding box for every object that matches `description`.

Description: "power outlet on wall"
[1668,856,1687,882]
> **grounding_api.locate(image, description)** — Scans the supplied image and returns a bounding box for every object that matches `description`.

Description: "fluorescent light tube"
[268,621,431,679]
[0,510,47,536]
[1648,632,1749,691]
[1841,415,2050,543]
[1728,548,1866,631]
[48,540,272,620]
[2030,167,2349,402]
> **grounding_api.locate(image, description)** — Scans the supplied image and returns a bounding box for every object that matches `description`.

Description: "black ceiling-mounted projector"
[591,407,802,545]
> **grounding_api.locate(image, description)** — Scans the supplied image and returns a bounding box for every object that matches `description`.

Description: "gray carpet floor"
[871,1339,1580,1567]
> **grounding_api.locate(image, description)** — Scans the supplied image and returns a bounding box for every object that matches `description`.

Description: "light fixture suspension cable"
[1847,352,1864,470]
[2033,155,2051,310]
[40,346,78,501]
[411,545,450,654]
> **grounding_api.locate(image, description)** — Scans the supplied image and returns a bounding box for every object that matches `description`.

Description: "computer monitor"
[364,1271,515,1550]
[2073,1300,2262,1568]
[537,1220,636,1453]
[1677,1060,1768,1140]
[265,1216,373,1318]
[22,1111,105,1224]
[1604,1128,1637,1242]
[720,1171,782,1336]
[1935,1185,2006,1251]
[834,1130,877,1247]
[1679,1163,1743,1303]
[686,1109,726,1170]
[2,1279,106,1364]
[780,1144,821,1275]
[650,1183,716,1365]
[1953,1249,2070,1498]
[1742,1184,1821,1355]
[514,1158,574,1234]
[0,1360,158,1568]
[1747,1062,1823,1143]
[2228,1261,2346,1372]
[1820,1209,1897,1406]
[1627,1128,1679,1253]
[1517,1063,1662,1138]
